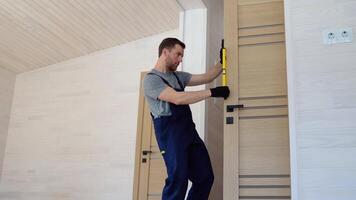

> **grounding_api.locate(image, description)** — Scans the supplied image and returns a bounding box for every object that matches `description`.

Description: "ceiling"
[0,0,182,74]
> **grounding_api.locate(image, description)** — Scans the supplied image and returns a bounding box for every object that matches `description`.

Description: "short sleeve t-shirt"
[143,69,192,118]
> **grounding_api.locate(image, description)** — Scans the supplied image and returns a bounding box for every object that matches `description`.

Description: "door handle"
[142,150,152,155]
[226,104,244,112]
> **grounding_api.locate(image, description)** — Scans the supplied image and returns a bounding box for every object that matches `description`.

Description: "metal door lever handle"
[142,150,152,155]
[226,104,244,112]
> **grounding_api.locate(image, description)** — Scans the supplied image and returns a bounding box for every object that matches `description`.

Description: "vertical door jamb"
[223,0,239,199]
[133,72,148,200]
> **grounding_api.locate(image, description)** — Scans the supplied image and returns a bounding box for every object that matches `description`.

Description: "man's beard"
[166,57,178,72]
[167,63,178,71]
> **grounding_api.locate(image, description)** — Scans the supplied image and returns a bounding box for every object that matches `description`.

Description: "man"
[144,38,229,200]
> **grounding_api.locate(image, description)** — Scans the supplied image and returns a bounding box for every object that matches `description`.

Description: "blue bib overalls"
[148,72,214,200]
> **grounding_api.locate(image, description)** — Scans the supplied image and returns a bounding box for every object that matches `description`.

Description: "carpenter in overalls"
[143,38,230,200]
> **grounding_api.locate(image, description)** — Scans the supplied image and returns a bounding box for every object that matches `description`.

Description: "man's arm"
[158,86,211,105]
[158,85,230,105]
[187,63,222,86]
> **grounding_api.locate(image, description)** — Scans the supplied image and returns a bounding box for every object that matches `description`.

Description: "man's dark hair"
[158,38,185,57]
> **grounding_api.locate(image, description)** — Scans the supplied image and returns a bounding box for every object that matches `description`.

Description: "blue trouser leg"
[158,130,214,200]
[186,142,214,200]
[153,102,214,199]
[161,140,189,200]
[150,73,215,199]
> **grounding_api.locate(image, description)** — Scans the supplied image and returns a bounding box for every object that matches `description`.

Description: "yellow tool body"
[222,40,227,86]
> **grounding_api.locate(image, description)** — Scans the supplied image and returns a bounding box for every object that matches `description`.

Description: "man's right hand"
[210,86,230,99]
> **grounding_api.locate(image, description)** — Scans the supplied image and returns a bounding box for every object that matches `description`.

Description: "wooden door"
[224,0,291,199]
[133,72,166,200]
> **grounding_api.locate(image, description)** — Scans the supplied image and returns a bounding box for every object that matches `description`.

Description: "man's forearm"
[205,63,222,83]
[173,90,211,105]
[158,85,229,105]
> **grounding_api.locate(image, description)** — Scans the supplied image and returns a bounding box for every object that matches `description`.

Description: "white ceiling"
[0,0,182,74]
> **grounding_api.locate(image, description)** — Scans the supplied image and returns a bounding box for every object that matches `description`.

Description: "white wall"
[285,1,356,199]
[0,30,179,200]
[180,8,207,139]
[0,67,16,181]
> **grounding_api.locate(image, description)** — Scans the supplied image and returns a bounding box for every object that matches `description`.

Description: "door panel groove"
[239,95,287,100]
[239,115,288,120]
[239,41,285,47]
[239,196,290,199]
[239,32,285,39]
[239,23,284,30]
[240,185,290,188]
[240,105,288,109]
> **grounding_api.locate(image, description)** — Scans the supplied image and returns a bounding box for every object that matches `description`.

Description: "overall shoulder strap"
[172,72,184,90]
[147,72,173,88]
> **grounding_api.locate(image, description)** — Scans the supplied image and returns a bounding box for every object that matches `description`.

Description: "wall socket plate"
[338,28,353,43]
[323,30,337,44]
[323,27,353,45]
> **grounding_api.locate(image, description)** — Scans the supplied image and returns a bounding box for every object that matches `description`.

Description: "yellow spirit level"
[221,39,227,86]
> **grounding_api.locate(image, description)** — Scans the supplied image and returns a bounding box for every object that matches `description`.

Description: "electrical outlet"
[338,28,353,43]
[323,27,353,45]
[323,29,338,44]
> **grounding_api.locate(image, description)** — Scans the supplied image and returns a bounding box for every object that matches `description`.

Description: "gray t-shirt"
[144,69,192,118]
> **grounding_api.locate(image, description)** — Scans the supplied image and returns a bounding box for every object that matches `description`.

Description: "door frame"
[283,0,298,199]
[132,72,148,200]
[223,0,239,199]
[223,1,295,199]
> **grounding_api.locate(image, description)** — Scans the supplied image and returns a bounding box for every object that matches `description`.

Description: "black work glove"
[210,86,230,99]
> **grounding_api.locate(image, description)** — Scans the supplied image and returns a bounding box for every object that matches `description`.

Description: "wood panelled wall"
[0,30,179,199]
[285,0,356,199]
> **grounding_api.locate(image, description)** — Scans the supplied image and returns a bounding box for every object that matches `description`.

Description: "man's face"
[165,44,184,72]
